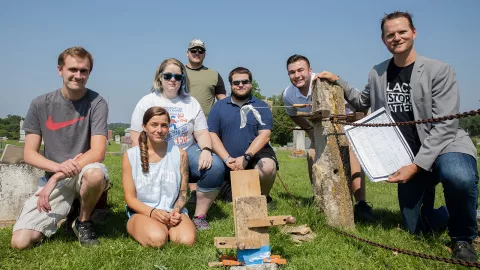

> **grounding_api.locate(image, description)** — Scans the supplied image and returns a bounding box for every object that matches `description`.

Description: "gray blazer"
[337,54,476,171]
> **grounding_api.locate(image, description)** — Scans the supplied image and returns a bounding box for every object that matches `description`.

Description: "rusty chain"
[330,109,480,127]
[328,225,480,268]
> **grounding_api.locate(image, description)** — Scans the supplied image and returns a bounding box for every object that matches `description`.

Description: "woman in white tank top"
[122,106,196,247]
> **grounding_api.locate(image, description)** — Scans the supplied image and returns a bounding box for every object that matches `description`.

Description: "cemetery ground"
[0,150,478,270]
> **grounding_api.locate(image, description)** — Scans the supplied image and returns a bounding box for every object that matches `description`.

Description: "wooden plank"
[214,237,237,249]
[231,170,261,232]
[235,196,269,249]
[247,216,296,228]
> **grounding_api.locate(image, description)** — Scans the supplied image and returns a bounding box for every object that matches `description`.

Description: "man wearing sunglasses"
[185,39,227,206]
[185,39,226,118]
[208,67,278,206]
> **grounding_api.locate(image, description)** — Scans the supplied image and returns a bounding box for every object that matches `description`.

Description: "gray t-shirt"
[23,89,108,164]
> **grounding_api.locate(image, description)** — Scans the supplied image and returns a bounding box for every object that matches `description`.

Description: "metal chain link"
[330,109,480,127]
[328,225,480,268]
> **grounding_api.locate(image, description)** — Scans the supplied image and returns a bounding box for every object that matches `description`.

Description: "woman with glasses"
[129,58,225,231]
[123,106,195,247]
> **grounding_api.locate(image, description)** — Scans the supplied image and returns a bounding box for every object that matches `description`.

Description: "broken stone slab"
[0,164,43,227]
[280,224,317,244]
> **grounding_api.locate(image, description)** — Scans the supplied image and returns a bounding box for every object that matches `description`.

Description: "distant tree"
[0,115,22,140]
[269,94,295,146]
[251,80,265,100]
[460,115,480,137]
[108,122,130,137]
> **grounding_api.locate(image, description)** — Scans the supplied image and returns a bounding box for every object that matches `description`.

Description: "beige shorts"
[13,163,110,237]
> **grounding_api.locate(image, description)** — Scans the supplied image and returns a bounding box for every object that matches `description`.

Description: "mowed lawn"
[0,150,478,269]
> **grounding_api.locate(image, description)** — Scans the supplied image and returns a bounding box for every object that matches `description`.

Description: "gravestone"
[115,135,120,144]
[121,136,133,154]
[19,119,25,142]
[291,128,306,158]
[107,130,113,141]
[310,79,355,230]
[0,164,43,228]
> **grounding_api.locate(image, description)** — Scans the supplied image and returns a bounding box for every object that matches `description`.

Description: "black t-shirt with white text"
[386,60,421,155]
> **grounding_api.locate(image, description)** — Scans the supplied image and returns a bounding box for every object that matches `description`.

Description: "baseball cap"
[188,39,206,51]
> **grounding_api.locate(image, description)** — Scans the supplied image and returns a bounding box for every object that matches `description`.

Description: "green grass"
[0,150,477,269]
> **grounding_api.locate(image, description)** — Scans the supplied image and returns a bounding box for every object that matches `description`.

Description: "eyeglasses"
[189,49,205,55]
[232,80,251,86]
[161,73,184,81]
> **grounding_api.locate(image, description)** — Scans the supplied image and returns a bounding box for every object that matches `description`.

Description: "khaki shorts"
[13,163,110,237]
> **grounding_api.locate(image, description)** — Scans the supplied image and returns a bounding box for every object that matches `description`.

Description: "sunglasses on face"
[161,72,184,81]
[232,80,251,86]
[189,49,205,55]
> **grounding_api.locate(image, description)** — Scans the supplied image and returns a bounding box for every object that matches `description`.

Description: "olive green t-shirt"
[186,66,226,117]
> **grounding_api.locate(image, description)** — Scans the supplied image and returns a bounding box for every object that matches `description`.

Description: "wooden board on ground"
[231,170,261,232]
[235,196,269,249]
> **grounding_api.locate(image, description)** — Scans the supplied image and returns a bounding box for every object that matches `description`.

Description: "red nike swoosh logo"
[46,116,86,131]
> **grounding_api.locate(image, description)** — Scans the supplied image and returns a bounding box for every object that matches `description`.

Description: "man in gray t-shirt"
[11,46,110,249]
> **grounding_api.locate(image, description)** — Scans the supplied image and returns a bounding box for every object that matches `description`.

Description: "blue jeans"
[186,144,225,193]
[398,152,478,242]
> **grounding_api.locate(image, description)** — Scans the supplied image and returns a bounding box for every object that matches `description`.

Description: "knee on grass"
[11,230,43,250]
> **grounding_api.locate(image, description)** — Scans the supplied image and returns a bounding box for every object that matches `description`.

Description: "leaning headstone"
[310,79,355,230]
[0,164,43,228]
[291,128,306,158]
[115,135,120,144]
[19,119,25,143]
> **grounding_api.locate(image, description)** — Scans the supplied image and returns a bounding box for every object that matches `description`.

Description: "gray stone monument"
[291,128,306,158]
[115,135,120,144]
[0,164,43,227]
[19,119,25,143]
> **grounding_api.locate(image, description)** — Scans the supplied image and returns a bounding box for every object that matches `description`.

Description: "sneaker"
[266,196,276,211]
[193,215,210,231]
[452,241,478,262]
[354,201,376,223]
[72,218,99,246]
[187,191,197,205]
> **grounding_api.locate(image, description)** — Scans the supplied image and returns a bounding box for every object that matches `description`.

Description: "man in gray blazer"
[319,11,478,261]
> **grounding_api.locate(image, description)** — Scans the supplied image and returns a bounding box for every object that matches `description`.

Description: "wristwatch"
[243,153,252,162]
[202,147,213,154]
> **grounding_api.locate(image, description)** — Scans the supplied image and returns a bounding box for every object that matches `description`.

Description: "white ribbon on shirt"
[240,105,266,128]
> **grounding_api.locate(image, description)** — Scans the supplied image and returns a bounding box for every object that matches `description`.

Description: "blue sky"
[1,0,479,123]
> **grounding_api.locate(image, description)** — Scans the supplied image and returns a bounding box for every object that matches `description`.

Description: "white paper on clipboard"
[344,107,414,182]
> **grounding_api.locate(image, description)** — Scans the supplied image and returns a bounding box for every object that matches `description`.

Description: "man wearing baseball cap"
[185,39,227,207]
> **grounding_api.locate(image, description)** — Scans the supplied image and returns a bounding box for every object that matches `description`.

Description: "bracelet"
[202,146,214,154]
[223,155,231,164]
[149,208,155,217]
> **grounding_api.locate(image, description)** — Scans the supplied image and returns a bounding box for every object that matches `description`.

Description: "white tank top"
[127,143,187,214]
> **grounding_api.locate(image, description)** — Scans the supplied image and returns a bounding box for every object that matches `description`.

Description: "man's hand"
[225,157,237,171]
[198,150,212,171]
[151,209,171,225]
[387,163,420,184]
[233,156,248,171]
[54,153,83,178]
[314,71,339,83]
[169,211,182,226]
[35,177,58,212]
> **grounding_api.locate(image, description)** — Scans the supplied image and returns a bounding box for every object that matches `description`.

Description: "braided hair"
[138,106,171,173]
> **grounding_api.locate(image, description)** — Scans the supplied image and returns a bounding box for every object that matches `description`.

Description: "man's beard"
[231,89,251,100]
